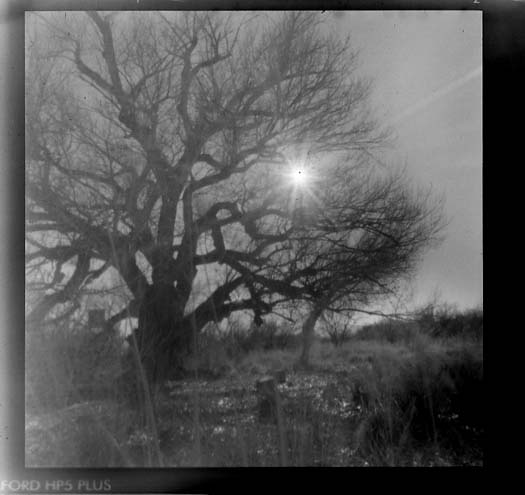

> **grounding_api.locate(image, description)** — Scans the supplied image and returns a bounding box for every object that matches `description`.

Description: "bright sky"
[331,11,482,311]
[17,11,483,319]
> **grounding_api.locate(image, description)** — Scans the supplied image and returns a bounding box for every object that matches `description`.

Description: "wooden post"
[88,309,106,332]
[274,369,287,384]
[256,376,288,466]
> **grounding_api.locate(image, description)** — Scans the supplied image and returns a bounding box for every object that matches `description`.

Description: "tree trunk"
[298,305,324,368]
[135,285,193,384]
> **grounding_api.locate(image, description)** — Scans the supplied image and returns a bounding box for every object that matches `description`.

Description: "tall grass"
[26,321,163,467]
[183,321,300,377]
[26,323,127,412]
[347,341,483,465]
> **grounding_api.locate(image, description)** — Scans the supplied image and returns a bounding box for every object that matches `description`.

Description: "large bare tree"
[25,11,438,382]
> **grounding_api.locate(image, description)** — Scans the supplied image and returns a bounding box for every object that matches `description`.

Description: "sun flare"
[288,167,310,187]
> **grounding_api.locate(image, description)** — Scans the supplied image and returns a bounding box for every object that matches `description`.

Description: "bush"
[350,343,483,462]
[181,321,300,378]
[26,322,128,411]
[354,306,483,346]
[354,319,420,345]
[220,320,299,355]
[26,400,133,467]
[183,331,233,378]
[322,315,353,347]
[418,305,483,341]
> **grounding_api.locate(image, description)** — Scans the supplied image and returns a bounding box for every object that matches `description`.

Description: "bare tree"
[281,162,445,366]
[26,11,419,383]
[322,313,354,348]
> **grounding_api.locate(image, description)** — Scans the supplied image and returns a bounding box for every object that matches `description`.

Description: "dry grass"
[25,312,483,467]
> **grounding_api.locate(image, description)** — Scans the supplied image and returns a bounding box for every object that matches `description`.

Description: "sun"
[288,167,310,187]
[279,160,323,217]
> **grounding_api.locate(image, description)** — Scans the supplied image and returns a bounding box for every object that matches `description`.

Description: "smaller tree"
[322,312,354,347]
[281,159,444,366]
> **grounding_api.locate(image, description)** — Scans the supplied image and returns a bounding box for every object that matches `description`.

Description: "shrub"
[354,319,420,345]
[26,321,127,411]
[183,331,233,378]
[221,321,299,355]
[354,306,483,346]
[322,315,353,347]
[350,343,483,462]
[418,305,483,341]
[182,321,299,377]
[26,400,133,467]
[25,320,143,467]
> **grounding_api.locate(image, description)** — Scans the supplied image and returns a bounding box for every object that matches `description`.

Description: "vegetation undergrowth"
[26,306,483,467]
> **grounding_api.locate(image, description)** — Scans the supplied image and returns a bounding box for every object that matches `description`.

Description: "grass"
[25,309,483,467]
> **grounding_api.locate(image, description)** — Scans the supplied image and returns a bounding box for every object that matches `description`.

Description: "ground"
[26,337,483,467]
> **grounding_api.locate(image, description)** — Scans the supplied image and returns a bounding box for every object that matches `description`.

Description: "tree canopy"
[25,11,443,381]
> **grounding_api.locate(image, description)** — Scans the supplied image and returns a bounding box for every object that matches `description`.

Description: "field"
[25,308,483,467]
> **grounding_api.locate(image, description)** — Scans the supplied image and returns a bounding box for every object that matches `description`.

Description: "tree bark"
[298,304,324,368]
[134,285,193,384]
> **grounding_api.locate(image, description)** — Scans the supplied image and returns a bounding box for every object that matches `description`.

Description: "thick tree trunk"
[135,285,193,384]
[298,305,324,368]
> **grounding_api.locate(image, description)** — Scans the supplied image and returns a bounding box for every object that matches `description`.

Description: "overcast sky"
[329,11,482,311]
